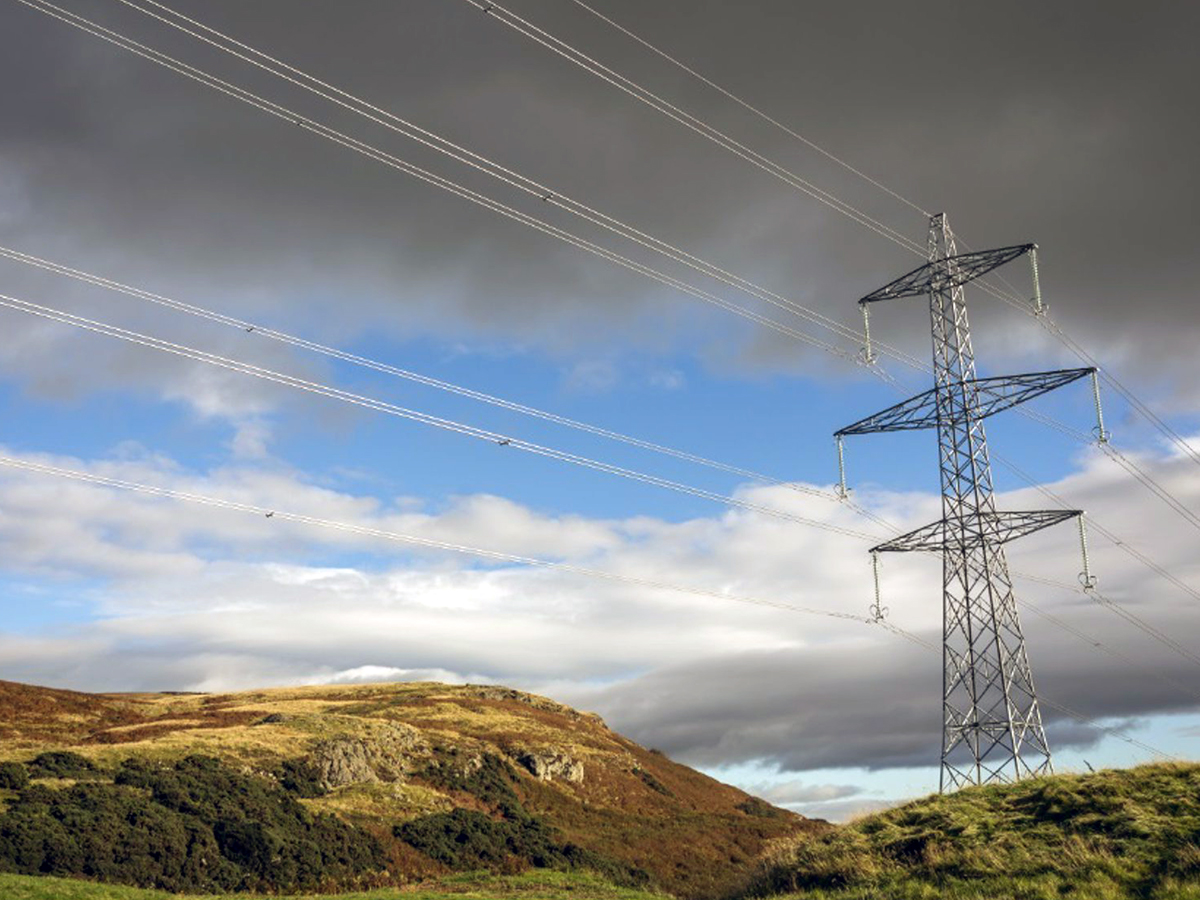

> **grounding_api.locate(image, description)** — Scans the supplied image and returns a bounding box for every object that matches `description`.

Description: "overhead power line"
[93,0,928,373]
[58,0,1200,541]
[875,620,1172,762]
[0,290,880,542]
[998,455,1200,606]
[31,0,1195,536]
[12,0,863,368]
[460,0,927,257]
[0,450,1171,763]
[565,0,932,219]
[16,0,1200,667]
[0,243,856,511]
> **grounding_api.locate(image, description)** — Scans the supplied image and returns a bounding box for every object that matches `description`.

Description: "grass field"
[0,871,670,900]
[741,762,1200,900]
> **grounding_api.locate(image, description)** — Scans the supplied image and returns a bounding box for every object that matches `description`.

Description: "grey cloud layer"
[1,0,1197,400]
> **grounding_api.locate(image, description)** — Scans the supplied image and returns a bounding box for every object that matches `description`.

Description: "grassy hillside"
[0,680,817,898]
[740,762,1200,900]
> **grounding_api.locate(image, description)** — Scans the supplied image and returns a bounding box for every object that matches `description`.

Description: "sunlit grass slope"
[740,762,1200,900]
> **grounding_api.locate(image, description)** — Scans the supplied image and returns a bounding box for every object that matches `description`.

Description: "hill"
[739,762,1200,900]
[0,679,819,898]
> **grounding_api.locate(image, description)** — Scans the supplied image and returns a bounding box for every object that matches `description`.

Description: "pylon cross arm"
[868,508,1081,555]
[859,243,1035,304]
[835,367,1094,436]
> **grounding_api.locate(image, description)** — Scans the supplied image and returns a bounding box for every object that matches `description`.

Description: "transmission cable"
[566,0,932,219]
[457,0,926,257]
[0,290,881,542]
[32,0,1180,506]
[1014,594,1200,705]
[0,243,872,515]
[12,0,864,369]
[92,0,929,373]
[82,0,1194,536]
[998,454,1200,606]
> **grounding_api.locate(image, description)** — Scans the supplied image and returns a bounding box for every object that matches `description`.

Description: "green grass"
[740,762,1200,900]
[0,870,670,900]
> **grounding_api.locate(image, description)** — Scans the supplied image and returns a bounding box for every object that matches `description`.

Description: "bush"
[25,752,96,779]
[396,806,648,886]
[276,757,327,798]
[421,751,522,814]
[0,763,28,791]
[0,754,384,893]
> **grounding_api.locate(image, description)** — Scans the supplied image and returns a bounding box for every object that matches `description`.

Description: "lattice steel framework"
[837,214,1094,790]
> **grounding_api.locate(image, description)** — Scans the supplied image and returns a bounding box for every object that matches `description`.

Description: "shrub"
[421,751,522,814]
[276,757,327,798]
[396,807,649,886]
[26,751,96,779]
[736,797,785,818]
[0,754,384,893]
[0,762,28,791]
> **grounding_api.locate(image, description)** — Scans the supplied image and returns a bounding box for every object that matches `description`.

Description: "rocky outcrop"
[512,747,584,783]
[464,685,603,724]
[311,737,378,789]
[365,721,427,781]
[309,722,428,789]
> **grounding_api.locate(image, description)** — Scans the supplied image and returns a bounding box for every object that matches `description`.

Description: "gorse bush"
[420,750,523,814]
[0,755,384,893]
[25,752,96,780]
[402,751,648,887]
[0,762,28,791]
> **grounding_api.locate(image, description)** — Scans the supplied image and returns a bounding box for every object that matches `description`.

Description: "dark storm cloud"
[1,0,1197,395]
[585,630,1200,772]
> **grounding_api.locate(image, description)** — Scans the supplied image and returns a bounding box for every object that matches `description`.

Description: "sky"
[1,0,1199,820]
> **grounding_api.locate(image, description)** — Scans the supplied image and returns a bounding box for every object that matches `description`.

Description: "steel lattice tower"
[836,213,1103,790]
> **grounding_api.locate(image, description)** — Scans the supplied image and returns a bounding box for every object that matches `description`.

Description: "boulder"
[513,747,584,783]
[310,737,378,790]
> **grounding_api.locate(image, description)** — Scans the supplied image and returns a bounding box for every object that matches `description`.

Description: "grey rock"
[310,737,378,790]
[512,748,584,783]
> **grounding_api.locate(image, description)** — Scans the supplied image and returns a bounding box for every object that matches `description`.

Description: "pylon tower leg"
[928,214,1052,789]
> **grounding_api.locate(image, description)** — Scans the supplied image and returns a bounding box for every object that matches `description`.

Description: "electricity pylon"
[836,213,1104,791]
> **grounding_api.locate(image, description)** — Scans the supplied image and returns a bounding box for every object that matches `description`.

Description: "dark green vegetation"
[399,753,648,886]
[0,755,385,892]
[26,751,97,779]
[741,762,1200,900]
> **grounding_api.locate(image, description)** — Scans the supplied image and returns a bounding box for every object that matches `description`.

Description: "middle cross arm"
[871,509,1082,553]
[835,367,1093,436]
